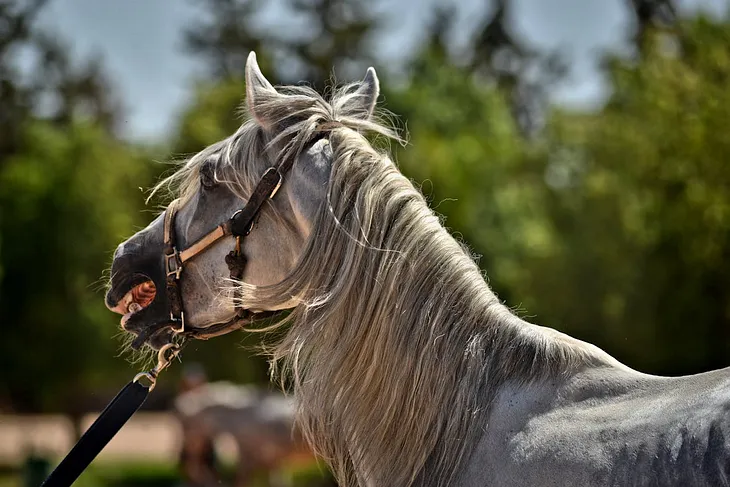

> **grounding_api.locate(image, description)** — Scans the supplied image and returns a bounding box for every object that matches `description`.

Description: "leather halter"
[159,125,339,341]
[162,165,285,339]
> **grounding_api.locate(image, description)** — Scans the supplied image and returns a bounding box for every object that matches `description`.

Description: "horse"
[105,52,730,486]
[174,368,318,487]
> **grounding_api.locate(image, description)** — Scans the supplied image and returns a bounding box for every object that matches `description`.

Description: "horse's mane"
[162,83,614,486]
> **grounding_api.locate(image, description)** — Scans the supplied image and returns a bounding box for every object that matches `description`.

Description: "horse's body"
[463,366,730,486]
[105,52,730,486]
[175,381,315,487]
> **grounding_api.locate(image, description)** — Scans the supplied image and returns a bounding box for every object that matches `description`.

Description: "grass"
[1,458,334,487]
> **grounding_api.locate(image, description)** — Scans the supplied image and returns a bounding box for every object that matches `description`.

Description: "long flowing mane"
[165,84,615,486]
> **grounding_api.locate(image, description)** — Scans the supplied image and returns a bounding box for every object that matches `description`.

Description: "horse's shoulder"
[460,367,730,486]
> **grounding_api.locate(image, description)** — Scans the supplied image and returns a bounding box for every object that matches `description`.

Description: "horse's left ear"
[341,67,380,120]
[245,52,279,129]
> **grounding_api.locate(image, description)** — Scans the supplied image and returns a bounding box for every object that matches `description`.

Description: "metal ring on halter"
[230,208,252,235]
[170,312,185,335]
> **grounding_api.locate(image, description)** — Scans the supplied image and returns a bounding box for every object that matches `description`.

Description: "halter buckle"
[165,249,182,279]
[169,312,185,334]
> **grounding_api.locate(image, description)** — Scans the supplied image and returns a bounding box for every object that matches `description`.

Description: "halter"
[160,126,338,340]
[162,166,283,339]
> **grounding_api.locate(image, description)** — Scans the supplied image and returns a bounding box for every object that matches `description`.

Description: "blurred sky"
[34,0,727,141]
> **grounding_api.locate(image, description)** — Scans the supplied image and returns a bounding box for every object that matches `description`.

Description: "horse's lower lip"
[121,311,135,329]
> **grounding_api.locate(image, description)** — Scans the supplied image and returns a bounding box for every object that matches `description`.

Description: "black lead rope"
[40,381,150,487]
[41,344,181,487]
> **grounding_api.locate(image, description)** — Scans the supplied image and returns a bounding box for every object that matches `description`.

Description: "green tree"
[172,78,248,155]
[500,15,730,375]
[0,0,119,159]
[0,0,49,158]
[0,121,155,412]
[387,42,522,261]
[0,0,152,414]
[183,0,269,80]
[183,0,380,87]
[627,0,677,51]
[283,0,380,86]
[469,0,567,134]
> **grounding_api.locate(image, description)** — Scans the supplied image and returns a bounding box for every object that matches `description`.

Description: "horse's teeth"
[128,302,143,313]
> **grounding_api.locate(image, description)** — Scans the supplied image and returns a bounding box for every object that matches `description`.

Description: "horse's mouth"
[107,278,172,349]
[108,279,157,324]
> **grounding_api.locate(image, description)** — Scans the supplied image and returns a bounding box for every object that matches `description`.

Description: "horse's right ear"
[338,67,380,121]
[245,52,278,129]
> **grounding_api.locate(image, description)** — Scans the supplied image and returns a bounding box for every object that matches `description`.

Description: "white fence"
[0,413,182,465]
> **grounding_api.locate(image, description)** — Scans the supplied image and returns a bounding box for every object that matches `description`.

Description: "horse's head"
[105,52,381,349]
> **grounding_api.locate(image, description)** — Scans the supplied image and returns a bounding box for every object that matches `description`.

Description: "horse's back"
[460,366,730,486]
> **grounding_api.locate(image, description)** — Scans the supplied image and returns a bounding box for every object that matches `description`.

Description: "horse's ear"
[342,67,380,120]
[245,52,278,128]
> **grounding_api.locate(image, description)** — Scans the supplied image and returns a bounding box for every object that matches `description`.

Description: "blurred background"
[1,0,729,485]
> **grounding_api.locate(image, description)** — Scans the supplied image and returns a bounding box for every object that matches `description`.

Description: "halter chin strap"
[163,166,284,339]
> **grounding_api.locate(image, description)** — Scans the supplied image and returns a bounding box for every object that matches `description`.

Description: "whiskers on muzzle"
[114,329,157,368]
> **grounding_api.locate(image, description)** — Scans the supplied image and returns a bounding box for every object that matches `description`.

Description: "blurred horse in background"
[174,366,318,487]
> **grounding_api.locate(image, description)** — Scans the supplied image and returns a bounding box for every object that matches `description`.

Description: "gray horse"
[174,372,318,487]
[106,52,730,486]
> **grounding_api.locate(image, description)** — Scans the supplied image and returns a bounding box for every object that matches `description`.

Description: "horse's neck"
[484,322,642,416]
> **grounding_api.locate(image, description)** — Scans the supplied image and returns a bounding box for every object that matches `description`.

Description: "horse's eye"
[200,161,217,189]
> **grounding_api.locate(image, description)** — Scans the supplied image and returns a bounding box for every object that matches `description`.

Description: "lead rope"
[40,343,181,487]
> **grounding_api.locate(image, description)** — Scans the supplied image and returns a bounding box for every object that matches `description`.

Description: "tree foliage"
[183,0,268,80]
[0,2,153,411]
[469,0,567,134]
[184,0,380,87]
[390,14,730,375]
[0,121,155,411]
[520,17,730,374]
